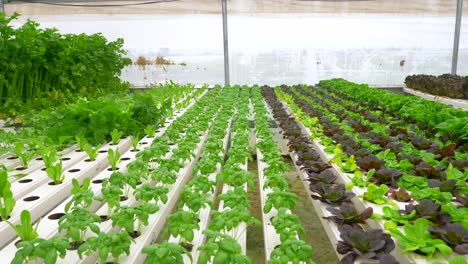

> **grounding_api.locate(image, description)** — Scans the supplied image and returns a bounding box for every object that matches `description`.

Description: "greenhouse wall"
[6,1,468,86]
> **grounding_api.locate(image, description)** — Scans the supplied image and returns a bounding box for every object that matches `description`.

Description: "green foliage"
[58,207,101,242]
[210,207,260,235]
[7,210,39,241]
[45,161,65,184]
[111,202,159,233]
[143,242,192,264]
[110,129,123,145]
[385,218,453,257]
[12,236,70,264]
[164,210,199,242]
[361,183,390,205]
[83,143,101,161]
[40,146,58,168]
[65,178,94,212]
[131,133,140,151]
[0,166,16,220]
[198,230,251,264]
[269,239,314,264]
[264,188,298,213]
[144,124,156,138]
[107,148,121,171]
[271,208,306,243]
[134,183,168,204]
[12,142,36,168]
[78,231,134,264]
[179,187,213,212]
[0,13,131,109]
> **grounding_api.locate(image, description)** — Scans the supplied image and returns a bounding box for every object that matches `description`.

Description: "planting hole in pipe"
[180,241,194,251]
[48,213,66,220]
[128,231,141,238]
[36,157,43,161]
[92,179,103,184]
[98,150,107,153]
[0,215,11,221]
[69,241,85,250]
[48,181,63,186]
[75,149,83,152]
[16,167,27,171]
[68,169,81,173]
[139,142,148,145]
[107,167,120,171]
[120,157,131,161]
[23,196,40,202]
[61,157,71,161]
[120,196,128,201]
[130,149,140,152]
[41,167,46,171]
[7,156,18,160]
[18,179,33,183]
[84,159,93,162]
[100,215,109,222]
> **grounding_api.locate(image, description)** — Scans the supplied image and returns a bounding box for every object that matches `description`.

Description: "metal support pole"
[221,0,230,86]
[451,0,463,75]
[1,0,5,14]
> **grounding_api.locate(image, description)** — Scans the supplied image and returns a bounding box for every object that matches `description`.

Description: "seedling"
[41,147,58,168]
[97,179,123,216]
[7,210,39,241]
[78,231,134,264]
[179,188,213,213]
[144,124,156,138]
[209,206,260,240]
[83,143,101,161]
[12,142,36,168]
[59,207,101,243]
[46,161,65,184]
[269,239,314,264]
[164,210,199,243]
[110,129,123,145]
[65,178,94,212]
[75,134,87,151]
[131,133,140,151]
[264,188,298,214]
[198,230,251,264]
[271,208,306,242]
[111,202,159,234]
[107,148,121,171]
[143,242,192,264]
[0,166,16,220]
[134,183,168,204]
[13,236,70,264]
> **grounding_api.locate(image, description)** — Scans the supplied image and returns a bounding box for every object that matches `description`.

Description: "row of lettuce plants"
[262,87,397,264]
[275,83,467,263]
[7,86,211,263]
[0,86,196,229]
[251,86,314,263]
[0,84,194,171]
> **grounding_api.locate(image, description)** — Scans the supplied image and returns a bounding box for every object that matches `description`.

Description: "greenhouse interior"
[0,0,468,263]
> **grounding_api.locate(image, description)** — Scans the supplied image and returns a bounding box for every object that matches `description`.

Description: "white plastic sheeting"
[11,14,468,86]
